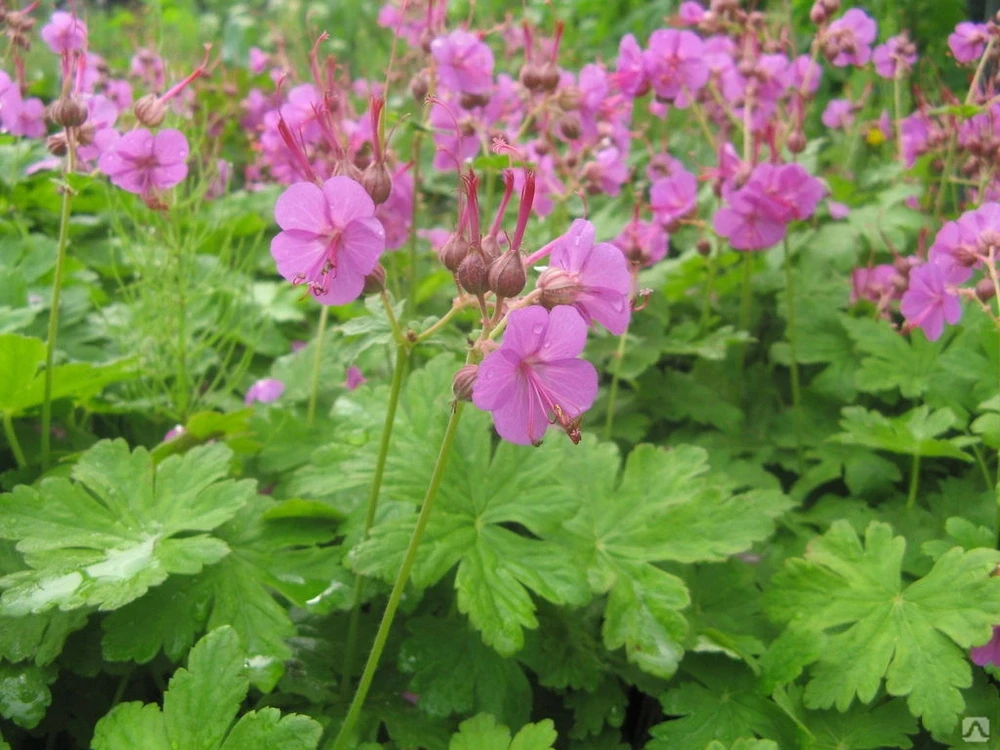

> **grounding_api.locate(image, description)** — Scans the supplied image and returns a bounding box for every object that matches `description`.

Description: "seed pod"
[809,2,827,24]
[47,133,68,157]
[361,161,393,204]
[481,234,502,264]
[363,264,386,295]
[975,278,996,302]
[439,233,469,272]
[696,239,712,256]
[460,91,490,110]
[538,62,560,92]
[452,364,479,401]
[519,62,543,91]
[558,112,581,140]
[48,96,88,128]
[787,130,807,153]
[488,248,527,298]
[556,86,582,111]
[409,70,430,102]
[537,267,580,308]
[134,94,167,127]
[458,248,490,295]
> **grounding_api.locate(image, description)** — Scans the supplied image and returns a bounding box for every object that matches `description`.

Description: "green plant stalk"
[306,306,331,426]
[906,453,920,511]
[407,130,424,308]
[2,412,26,469]
[41,147,77,470]
[173,235,189,420]
[333,401,466,749]
[783,239,804,474]
[698,241,717,335]
[737,252,753,376]
[603,324,630,442]
[340,343,410,700]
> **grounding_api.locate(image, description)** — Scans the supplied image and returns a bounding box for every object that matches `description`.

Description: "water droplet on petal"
[532,324,544,335]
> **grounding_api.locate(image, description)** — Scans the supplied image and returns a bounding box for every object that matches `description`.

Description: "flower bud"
[452,364,479,401]
[363,264,386,295]
[787,130,807,154]
[361,161,393,204]
[47,133,68,157]
[460,91,491,110]
[409,70,430,102]
[697,239,712,256]
[519,62,543,91]
[458,249,490,295]
[538,63,561,92]
[558,112,581,140]
[481,234,502,264]
[488,248,527,298]
[134,93,167,127]
[975,278,996,302]
[537,267,580,308]
[821,0,840,11]
[809,2,827,24]
[556,86,582,111]
[77,122,96,147]
[48,96,88,128]
[439,233,469,272]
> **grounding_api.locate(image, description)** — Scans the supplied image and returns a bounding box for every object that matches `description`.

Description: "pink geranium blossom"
[41,11,88,54]
[245,378,285,405]
[821,99,854,130]
[949,22,989,64]
[677,2,705,25]
[538,219,632,335]
[650,169,697,228]
[615,34,648,97]
[472,306,598,446]
[642,29,709,104]
[900,259,970,341]
[431,30,494,95]
[872,34,917,79]
[249,47,270,75]
[98,128,189,196]
[824,9,877,68]
[7,98,45,138]
[270,176,386,306]
[613,217,668,268]
[971,626,1000,667]
[344,366,366,391]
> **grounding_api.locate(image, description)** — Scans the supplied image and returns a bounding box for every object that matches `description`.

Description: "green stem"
[306,306,330,426]
[333,401,466,749]
[406,130,424,310]
[174,237,189,420]
[603,324,630,442]
[2,412,26,469]
[340,343,410,700]
[783,239,804,475]
[41,147,76,470]
[737,252,753,378]
[906,453,921,511]
[380,290,406,344]
[698,241,717,335]
[415,301,464,343]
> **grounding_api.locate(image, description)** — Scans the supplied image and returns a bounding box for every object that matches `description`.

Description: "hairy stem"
[333,401,466,749]
[2,412,26,469]
[340,343,410,700]
[603,324,630,442]
[306,306,330,426]
[906,453,921,511]
[783,239,804,474]
[41,142,77,469]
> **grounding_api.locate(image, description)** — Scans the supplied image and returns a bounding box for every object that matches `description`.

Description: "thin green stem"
[406,130,425,309]
[173,236,189,420]
[380,290,406,344]
[603,324,630,442]
[698,241,717,335]
[783,239,804,474]
[415,300,465,343]
[41,145,77,470]
[333,401,466,750]
[906,453,921,511]
[306,306,330,426]
[2,412,26,469]
[340,343,410,700]
[737,252,753,377]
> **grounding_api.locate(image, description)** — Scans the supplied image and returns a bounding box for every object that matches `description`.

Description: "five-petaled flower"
[98,128,190,197]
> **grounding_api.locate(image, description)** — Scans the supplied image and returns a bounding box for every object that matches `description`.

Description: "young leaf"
[831,406,975,462]
[0,662,55,729]
[0,440,254,616]
[448,713,557,750]
[764,520,1000,734]
[842,316,944,399]
[92,627,321,750]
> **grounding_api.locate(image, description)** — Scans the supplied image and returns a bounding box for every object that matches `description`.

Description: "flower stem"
[306,305,330,426]
[2,412,26,469]
[603,324,630,442]
[339,343,410,701]
[783,239,804,474]
[906,453,920,511]
[698,240,717,335]
[893,72,906,167]
[737,252,753,378]
[333,401,466,750]
[407,131,424,309]
[41,144,77,470]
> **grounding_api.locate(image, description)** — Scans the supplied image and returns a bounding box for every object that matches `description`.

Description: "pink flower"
[130,48,165,91]
[821,99,854,130]
[472,306,598,446]
[872,34,917,79]
[98,128,190,196]
[714,190,787,251]
[850,264,902,305]
[677,1,706,25]
[613,218,668,268]
[584,147,628,197]
[900,259,970,341]
[376,165,414,250]
[642,29,709,104]
[7,97,45,138]
[270,176,386,306]
[650,169,697,228]
[615,34,648,97]
[344,365,366,391]
[245,378,285,405]
[0,71,21,132]
[41,11,88,55]
[163,424,185,442]
[900,113,932,168]
[949,22,989,64]
[77,96,120,163]
[824,9,877,68]
[105,80,133,111]
[972,626,1000,667]
[539,219,632,335]
[828,200,851,220]
[431,30,494,95]
[249,47,270,75]
[789,54,823,94]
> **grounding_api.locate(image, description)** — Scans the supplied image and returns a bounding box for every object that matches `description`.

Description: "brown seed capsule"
[133,94,166,127]
[361,161,393,204]
[363,264,387,295]
[47,133,68,157]
[460,91,491,110]
[537,267,580,308]
[519,62,543,91]
[556,86,582,111]
[975,278,997,302]
[809,2,827,25]
[488,248,527,298]
[452,364,479,402]
[480,234,502,264]
[696,239,712,256]
[457,249,490,295]
[48,96,88,128]
[558,112,581,140]
[787,130,807,154]
[439,233,469,272]
[538,62,560,92]
[409,70,430,102]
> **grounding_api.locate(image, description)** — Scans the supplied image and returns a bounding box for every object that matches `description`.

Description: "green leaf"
[0,441,253,616]
[449,714,557,750]
[348,356,589,656]
[0,334,45,411]
[562,444,792,679]
[0,662,55,729]
[564,676,626,740]
[0,609,87,665]
[842,316,943,399]
[831,406,975,462]
[764,520,1000,734]
[398,616,531,728]
[93,627,321,750]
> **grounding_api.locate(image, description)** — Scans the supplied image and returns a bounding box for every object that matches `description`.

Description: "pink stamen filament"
[160,45,212,103]
[510,170,535,253]
[488,170,516,239]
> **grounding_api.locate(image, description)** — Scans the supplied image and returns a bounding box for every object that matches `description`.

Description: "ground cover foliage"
[0,0,999,748]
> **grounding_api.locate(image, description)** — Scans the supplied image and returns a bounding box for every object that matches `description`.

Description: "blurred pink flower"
[821,99,854,130]
[642,29,709,104]
[245,378,285,405]
[98,128,190,196]
[900,259,970,341]
[431,30,494,95]
[824,9,877,67]
[971,626,1000,667]
[650,169,697,228]
[344,366,366,391]
[949,22,989,64]
[41,11,88,55]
